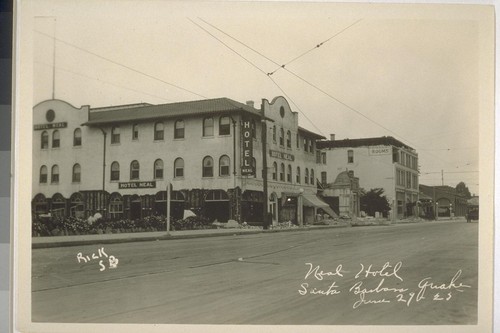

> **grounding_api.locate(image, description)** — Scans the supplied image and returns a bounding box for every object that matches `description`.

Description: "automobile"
[466,197,479,223]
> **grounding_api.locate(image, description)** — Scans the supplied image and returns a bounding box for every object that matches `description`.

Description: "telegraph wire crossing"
[194,18,452,168]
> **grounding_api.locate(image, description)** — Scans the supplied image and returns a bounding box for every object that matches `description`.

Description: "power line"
[35,61,174,103]
[189,18,325,136]
[35,30,207,99]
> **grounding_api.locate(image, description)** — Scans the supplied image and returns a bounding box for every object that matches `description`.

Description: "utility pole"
[441,169,444,186]
[261,100,269,229]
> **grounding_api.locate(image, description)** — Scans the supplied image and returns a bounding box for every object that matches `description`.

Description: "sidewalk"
[32,222,350,249]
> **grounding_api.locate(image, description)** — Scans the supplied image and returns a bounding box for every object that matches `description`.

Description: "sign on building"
[119,181,156,189]
[369,146,391,156]
[269,149,295,161]
[241,119,254,175]
[33,122,68,130]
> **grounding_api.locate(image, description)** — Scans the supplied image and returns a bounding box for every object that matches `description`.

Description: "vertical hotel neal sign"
[241,118,254,175]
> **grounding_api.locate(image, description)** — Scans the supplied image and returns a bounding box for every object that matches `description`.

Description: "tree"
[455,182,472,199]
[360,188,391,217]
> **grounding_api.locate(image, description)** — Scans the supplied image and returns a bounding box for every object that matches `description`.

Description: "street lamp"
[435,202,439,221]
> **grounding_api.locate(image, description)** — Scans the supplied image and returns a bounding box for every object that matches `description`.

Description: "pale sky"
[31,1,491,195]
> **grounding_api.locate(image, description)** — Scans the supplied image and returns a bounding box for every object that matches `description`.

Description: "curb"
[32,224,350,249]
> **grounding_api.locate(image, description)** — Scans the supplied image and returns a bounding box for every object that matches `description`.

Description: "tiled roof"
[298,126,325,139]
[83,98,265,126]
[316,136,415,151]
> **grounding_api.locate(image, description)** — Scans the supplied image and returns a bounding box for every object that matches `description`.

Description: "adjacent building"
[317,136,419,219]
[32,96,332,225]
[419,184,468,218]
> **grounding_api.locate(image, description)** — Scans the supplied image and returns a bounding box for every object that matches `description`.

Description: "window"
[348,150,354,163]
[174,158,184,178]
[52,130,60,148]
[305,168,309,184]
[174,120,184,139]
[296,134,300,149]
[272,162,277,180]
[286,131,291,148]
[321,171,327,186]
[219,116,230,135]
[132,124,139,140]
[73,128,82,146]
[321,152,326,164]
[316,151,321,164]
[287,164,292,182]
[203,117,214,136]
[304,138,307,151]
[130,160,140,180]
[406,171,411,188]
[392,147,399,163]
[111,162,120,181]
[310,169,315,185]
[296,167,301,183]
[219,155,230,176]
[154,122,164,140]
[51,165,59,183]
[72,164,81,183]
[41,131,49,149]
[39,165,48,183]
[279,128,284,146]
[273,125,276,142]
[280,163,285,181]
[154,159,164,179]
[309,140,313,153]
[251,119,256,139]
[202,156,214,177]
[109,194,124,219]
[111,126,120,144]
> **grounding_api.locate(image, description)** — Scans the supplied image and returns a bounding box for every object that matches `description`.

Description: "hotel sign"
[269,149,295,161]
[34,122,68,130]
[119,181,156,189]
[241,119,254,175]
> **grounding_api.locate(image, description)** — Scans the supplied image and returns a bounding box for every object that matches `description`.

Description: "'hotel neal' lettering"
[119,181,156,189]
[269,149,295,161]
[33,122,68,130]
[241,119,254,176]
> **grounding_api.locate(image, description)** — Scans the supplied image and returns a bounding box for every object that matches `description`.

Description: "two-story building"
[317,136,419,219]
[32,96,331,226]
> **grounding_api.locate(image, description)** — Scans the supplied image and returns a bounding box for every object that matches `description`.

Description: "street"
[31,220,478,325]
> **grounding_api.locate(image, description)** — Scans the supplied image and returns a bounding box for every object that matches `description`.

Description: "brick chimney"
[246,100,255,108]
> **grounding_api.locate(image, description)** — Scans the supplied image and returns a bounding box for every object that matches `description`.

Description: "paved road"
[32,220,478,325]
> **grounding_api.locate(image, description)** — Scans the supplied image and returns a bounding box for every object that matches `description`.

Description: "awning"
[302,194,337,218]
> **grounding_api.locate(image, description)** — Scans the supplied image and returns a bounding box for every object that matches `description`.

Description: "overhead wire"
[35,30,207,99]
[194,18,460,169]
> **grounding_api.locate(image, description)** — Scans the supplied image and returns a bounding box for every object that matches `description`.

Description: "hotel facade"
[32,96,332,225]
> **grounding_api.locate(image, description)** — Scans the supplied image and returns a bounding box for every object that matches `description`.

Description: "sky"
[31,1,491,195]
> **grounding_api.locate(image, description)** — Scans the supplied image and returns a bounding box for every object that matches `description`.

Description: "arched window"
[296,166,301,183]
[154,159,163,179]
[39,165,48,183]
[202,156,214,177]
[52,130,60,148]
[51,165,59,183]
[154,122,164,140]
[203,117,214,137]
[174,158,184,178]
[72,164,81,183]
[130,160,140,180]
[272,162,277,180]
[73,128,82,146]
[109,193,123,219]
[111,126,120,144]
[219,155,230,176]
[132,124,139,140]
[273,125,276,142]
[279,127,284,146]
[287,164,292,182]
[70,193,84,218]
[280,163,285,181]
[219,116,230,135]
[305,168,309,184]
[110,162,120,181]
[286,130,291,148]
[174,120,184,139]
[310,169,315,185]
[41,131,49,149]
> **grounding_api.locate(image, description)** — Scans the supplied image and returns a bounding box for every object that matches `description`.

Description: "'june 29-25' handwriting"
[298,261,471,309]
